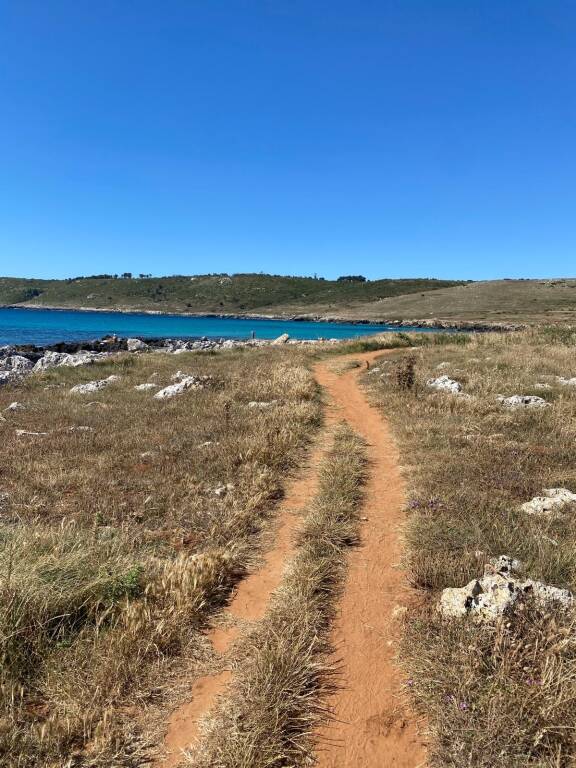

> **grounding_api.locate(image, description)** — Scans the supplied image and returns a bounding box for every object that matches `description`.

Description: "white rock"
[33,351,108,372]
[439,556,573,621]
[15,429,49,437]
[0,371,16,386]
[426,375,463,394]
[557,376,576,387]
[68,425,94,432]
[271,333,290,345]
[134,383,158,391]
[213,483,234,497]
[497,394,550,409]
[69,375,120,394]
[127,338,148,352]
[521,488,576,516]
[0,355,33,372]
[154,376,201,399]
[535,383,552,390]
[248,400,278,409]
[436,362,450,369]
[5,402,25,411]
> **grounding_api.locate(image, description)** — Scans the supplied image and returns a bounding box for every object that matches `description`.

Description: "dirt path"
[157,350,425,768]
[314,351,426,768]
[157,430,328,768]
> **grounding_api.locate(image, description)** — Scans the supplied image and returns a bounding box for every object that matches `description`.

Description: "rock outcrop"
[69,375,120,394]
[153,376,207,400]
[521,488,576,516]
[126,338,149,352]
[426,375,463,394]
[439,556,573,621]
[497,394,549,409]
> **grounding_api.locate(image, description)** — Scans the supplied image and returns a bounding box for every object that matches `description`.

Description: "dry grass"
[188,425,367,768]
[365,327,576,767]
[0,347,321,767]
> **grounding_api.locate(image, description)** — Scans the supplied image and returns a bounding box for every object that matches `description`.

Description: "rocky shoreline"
[1,303,524,333]
[0,333,334,388]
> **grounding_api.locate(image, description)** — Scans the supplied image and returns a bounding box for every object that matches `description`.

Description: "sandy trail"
[157,350,425,768]
[314,351,426,767]
[157,428,327,768]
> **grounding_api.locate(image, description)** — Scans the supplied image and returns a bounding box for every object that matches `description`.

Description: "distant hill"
[0,274,464,315]
[296,278,576,325]
[3,274,574,325]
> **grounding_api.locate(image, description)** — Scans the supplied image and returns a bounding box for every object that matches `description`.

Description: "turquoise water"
[0,307,434,346]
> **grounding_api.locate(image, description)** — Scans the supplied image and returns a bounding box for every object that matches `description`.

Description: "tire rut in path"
[157,350,426,768]
[314,351,426,768]
[157,427,329,768]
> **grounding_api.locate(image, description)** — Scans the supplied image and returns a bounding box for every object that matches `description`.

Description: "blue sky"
[1,1,575,281]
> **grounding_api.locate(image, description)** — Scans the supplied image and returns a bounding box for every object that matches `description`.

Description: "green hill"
[0,274,464,315]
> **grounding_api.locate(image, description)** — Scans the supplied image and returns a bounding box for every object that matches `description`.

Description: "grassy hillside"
[0,274,463,315]
[291,278,576,324]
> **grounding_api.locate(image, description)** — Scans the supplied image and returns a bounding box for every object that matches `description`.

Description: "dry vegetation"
[315,279,576,325]
[189,425,367,768]
[0,348,321,767]
[365,327,576,767]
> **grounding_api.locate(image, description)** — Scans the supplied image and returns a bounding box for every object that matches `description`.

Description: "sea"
[0,306,436,347]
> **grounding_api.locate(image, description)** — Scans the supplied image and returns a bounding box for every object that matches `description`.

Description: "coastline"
[0,303,523,333]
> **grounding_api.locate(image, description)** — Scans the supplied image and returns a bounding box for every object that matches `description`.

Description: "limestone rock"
[154,376,203,399]
[0,371,18,387]
[0,355,33,372]
[426,375,463,394]
[134,383,158,391]
[5,402,25,411]
[521,488,576,516]
[497,395,549,409]
[69,375,120,394]
[248,400,278,409]
[557,376,576,387]
[439,556,573,621]
[271,333,290,345]
[15,429,49,437]
[127,338,149,352]
[34,351,107,371]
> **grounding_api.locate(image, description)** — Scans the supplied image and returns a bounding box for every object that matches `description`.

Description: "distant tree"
[337,275,367,283]
[121,272,133,279]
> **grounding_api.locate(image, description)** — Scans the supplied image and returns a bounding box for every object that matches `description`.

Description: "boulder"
[521,488,576,516]
[426,375,463,394]
[0,355,33,372]
[497,394,549,409]
[271,333,290,345]
[0,371,17,387]
[557,376,576,386]
[154,376,203,400]
[34,351,106,371]
[439,556,573,621]
[134,383,158,391]
[69,375,120,394]
[127,338,149,352]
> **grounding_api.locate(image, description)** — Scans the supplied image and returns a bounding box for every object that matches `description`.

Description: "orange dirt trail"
[314,351,426,768]
[157,417,327,768]
[157,350,426,768]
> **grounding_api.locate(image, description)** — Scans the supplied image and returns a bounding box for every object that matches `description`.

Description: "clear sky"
[1,1,575,281]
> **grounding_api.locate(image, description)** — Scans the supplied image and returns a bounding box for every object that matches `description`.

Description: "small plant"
[395,355,416,390]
